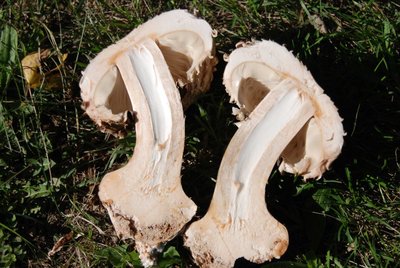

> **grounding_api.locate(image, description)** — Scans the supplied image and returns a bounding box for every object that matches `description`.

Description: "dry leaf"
[47,231,73,258]
[22,49,50,89]
[21,49,67,90]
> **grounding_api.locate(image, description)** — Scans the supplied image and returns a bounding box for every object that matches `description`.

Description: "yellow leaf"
[21,49,68,90]
[21,49,50,89]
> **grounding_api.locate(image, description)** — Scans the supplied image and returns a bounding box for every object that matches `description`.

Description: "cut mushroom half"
[80,9,217,137]
[94,39,197,267]
[184,40,344,267]
[79,10,216,266]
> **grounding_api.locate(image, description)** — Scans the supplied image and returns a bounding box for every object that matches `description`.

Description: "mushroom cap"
[80,9,216,136]
[223,40,345,180]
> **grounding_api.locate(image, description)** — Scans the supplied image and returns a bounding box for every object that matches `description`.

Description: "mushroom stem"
[185,80,315,267]
[98,40,196,267]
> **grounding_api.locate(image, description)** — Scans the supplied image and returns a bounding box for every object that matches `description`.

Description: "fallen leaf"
[21,49,67,91]
[47,231,73,258]
[22,49,50,89]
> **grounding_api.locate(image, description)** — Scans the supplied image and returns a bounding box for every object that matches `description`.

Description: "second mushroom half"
[184,40,345,267]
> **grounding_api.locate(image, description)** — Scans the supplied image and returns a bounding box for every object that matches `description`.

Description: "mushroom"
[80,9,217,137]
[95,39,196,266]
[184,40,344,267]
[79,10,216,267]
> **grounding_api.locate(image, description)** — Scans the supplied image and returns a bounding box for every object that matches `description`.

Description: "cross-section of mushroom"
[95,39,196,266]
[184,40,344,267]
[79,10,216,267]
[80,9,216,137]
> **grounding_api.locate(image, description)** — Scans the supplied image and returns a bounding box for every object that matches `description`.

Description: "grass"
[0,0,399,267]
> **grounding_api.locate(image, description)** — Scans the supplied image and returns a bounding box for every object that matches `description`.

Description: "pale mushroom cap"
[82,9,214,83]
[223,40,345,180]
[80,9,216,136]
